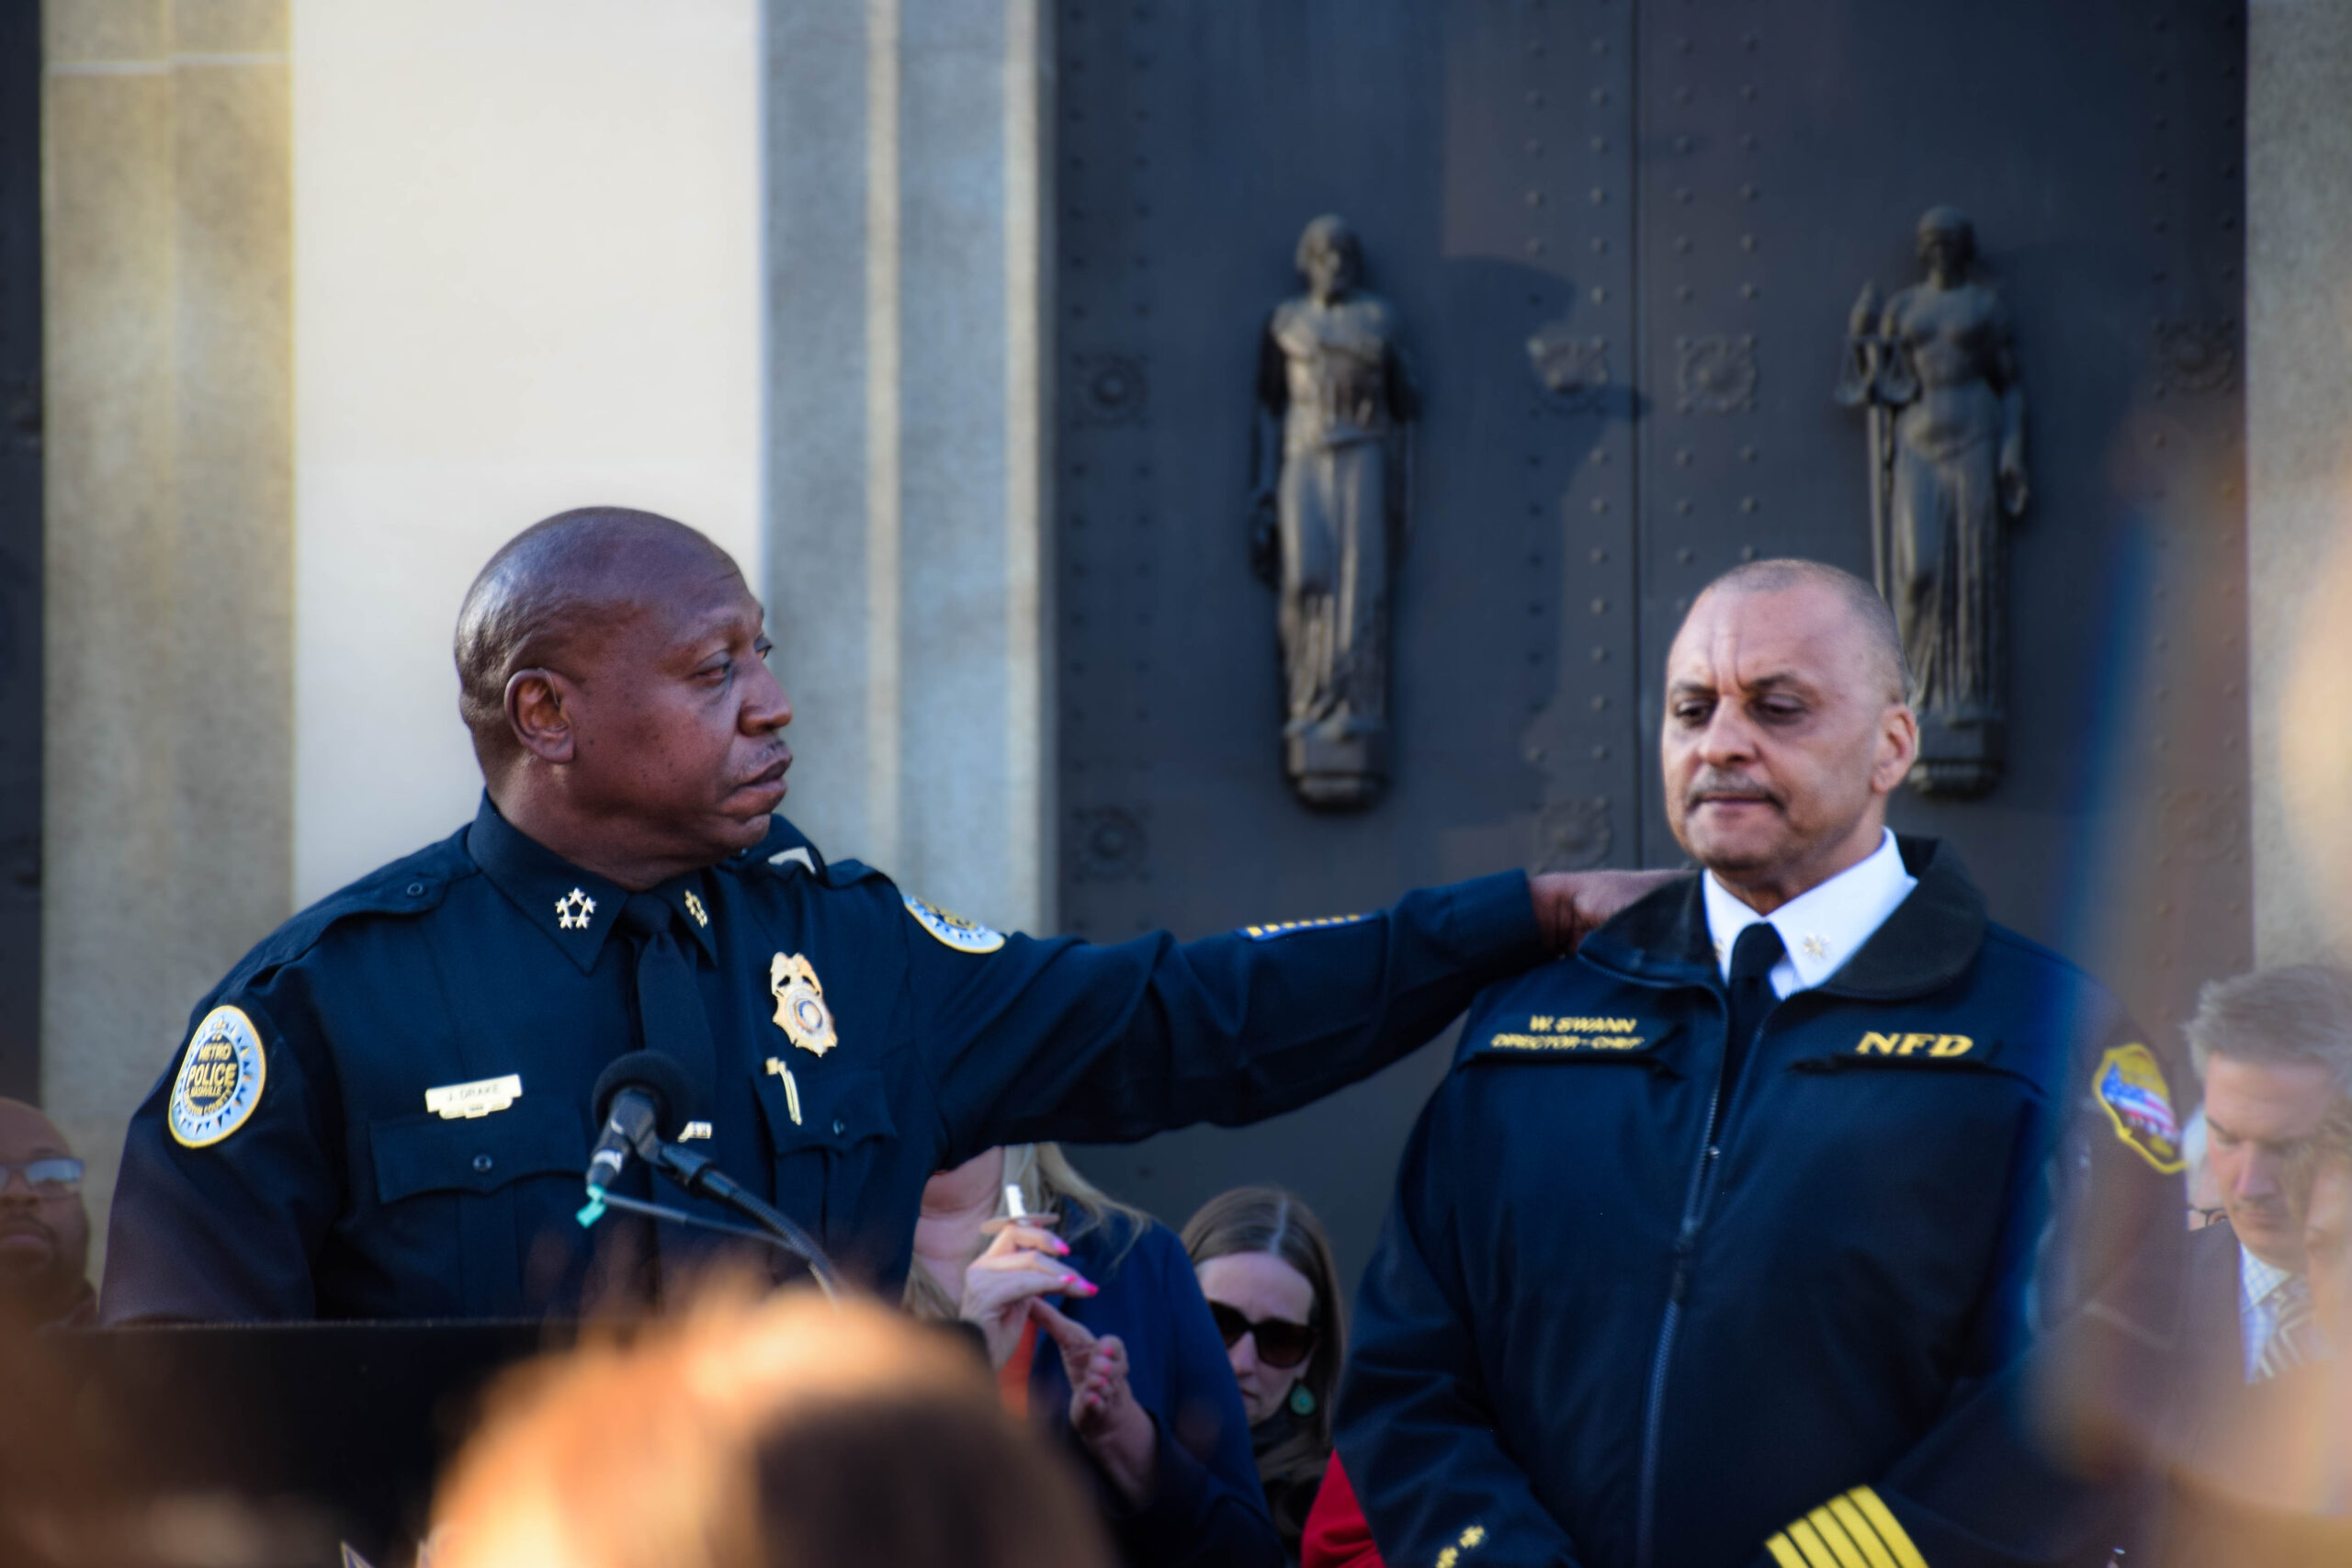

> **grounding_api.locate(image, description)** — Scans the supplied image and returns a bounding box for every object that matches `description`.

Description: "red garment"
[996,1322,1037,1418]
[1302,1452,1385,1568]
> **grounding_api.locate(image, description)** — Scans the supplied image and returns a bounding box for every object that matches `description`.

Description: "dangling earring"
[1288,1384,1317,1416]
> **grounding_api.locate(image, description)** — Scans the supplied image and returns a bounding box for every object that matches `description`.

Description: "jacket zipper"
[1633,1016,1732,1568]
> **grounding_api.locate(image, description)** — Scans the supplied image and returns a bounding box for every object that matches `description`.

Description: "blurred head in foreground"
[432,1289,1110,1568]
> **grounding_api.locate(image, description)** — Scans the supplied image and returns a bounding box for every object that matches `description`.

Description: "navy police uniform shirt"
[101,796,1544,1322]
[1337,838,2188,1568]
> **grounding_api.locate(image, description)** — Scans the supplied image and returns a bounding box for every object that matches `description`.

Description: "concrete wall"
[2248,0,2352,963]
[291,0,763,903]
[43,0,296,1269]
[764,0,1052,934]
[42,0,767,1264]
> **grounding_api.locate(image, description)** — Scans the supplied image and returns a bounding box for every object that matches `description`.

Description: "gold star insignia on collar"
[1800,932,1829,961]
[555,888,595,931]
[684,891,709,928]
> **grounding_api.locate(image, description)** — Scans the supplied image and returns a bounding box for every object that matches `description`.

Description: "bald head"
[455,508,745,770]
[1690,558,1908,705]
[1661,558,1919,909]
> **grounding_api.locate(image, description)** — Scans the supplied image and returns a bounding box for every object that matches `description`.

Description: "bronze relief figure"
[1838,207,2028,797]
[1250,215,1419,809]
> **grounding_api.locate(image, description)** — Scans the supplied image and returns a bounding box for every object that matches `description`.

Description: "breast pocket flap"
[371,1100,586,1203]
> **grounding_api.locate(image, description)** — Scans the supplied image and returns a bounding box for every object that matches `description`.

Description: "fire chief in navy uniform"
[99,508,1645,1324]
[1338,560,2188,1568]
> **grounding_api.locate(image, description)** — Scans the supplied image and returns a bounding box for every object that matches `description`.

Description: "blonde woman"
[909,1145,1280,1568]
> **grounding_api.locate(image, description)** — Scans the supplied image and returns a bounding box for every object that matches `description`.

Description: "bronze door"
[1053,0,2246,1283]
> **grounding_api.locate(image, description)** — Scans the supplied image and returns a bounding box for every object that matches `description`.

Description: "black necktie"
[1722,921,1785,1102]
[616,892,717,1120]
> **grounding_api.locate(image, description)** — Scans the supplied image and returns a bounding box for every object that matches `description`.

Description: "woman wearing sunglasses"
[1181,1188,1344,1567]
[907,1145,1281,1568]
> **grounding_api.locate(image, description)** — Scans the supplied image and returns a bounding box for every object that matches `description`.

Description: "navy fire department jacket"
[101,795,1544,1321]
[1337,838,2187,1568]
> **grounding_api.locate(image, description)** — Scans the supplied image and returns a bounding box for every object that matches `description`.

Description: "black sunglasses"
[1208,1302,1317,1370]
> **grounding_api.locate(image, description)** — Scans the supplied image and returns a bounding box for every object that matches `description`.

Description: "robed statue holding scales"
[1838,206,2028,796]
[1251,214,1419,810]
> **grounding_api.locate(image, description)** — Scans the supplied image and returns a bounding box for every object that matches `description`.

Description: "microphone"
[584,1051,695,1197]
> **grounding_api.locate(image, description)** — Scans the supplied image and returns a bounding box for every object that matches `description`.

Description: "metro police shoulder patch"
[904,895,1006,953]
[169,1004,267,1148]
[2093,1042,2187,1175]
[1240,913,1371,942]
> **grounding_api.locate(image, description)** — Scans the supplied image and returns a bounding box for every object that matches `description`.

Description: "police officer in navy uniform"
[1338,560,2187,1568]
[100,508,1651,1323]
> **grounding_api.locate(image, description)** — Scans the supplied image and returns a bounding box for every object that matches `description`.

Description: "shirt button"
[471,1154,494,1174]
[831,1118,846,1137]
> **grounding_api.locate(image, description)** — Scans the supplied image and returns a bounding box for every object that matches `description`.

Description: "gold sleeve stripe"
[1784,1520,1845,1568]
[1825,1496,1901,1568]
[1846,1488,1928,1568]
[1801,1506,1871,1568]
[1764,1534,1810,1568]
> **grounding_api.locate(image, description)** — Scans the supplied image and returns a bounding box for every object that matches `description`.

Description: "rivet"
[1678,285,1695,300]
[1591,135,1610,152]
[1675,235,1693,254]
[1525,138,1544,155]
[1740,284,1758,299]
[1740,85,1757,101]
[1740,546,1758,562]
[1590,186,1609,205]
[832,1118,847,1137]
[1589,447,1609,465]
[1527,90,1546,107]
[1591,287,1608,303]
[1590,597,1609,615]
[1526,239,1545,255]
[1526,190,1544,207]
[406,883,426,897]
[1591,647,1609,662]
[1591,694,1610,712]
[1589,547,1608,563]
[1676,186,1693,204]
[472,1154,494,1175]
[1678,547,1696,563]
[1739,233,1757,252]
[1675,135,1693,153]
[1677,499,1694,514]
[1739,446,1757,461]
[1592,744,1611,760]
[1591,237,1609,254]
[1740,183,1759,200]
[1675,448,1694,467]
[1740,497,1758,513]
[1591,87,1611,106]
[1591,498,1610,513]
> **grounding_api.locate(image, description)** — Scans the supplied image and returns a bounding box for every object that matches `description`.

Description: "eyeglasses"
[1,1157,83,1197]
[1207,1302,1317,1369]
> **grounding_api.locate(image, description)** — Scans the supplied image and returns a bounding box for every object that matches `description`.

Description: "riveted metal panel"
[1055,0,1640,1279]
[1057,0,2245,1282]
[0,10,40,1101]
[1633,0,2248,1056]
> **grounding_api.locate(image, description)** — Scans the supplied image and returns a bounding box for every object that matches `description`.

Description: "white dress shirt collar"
[1702,829,1918,998]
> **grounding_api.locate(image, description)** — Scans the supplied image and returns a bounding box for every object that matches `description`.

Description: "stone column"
[41,0,294,1250]
[764,0,1054,934]
[2248,0,2352,962]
